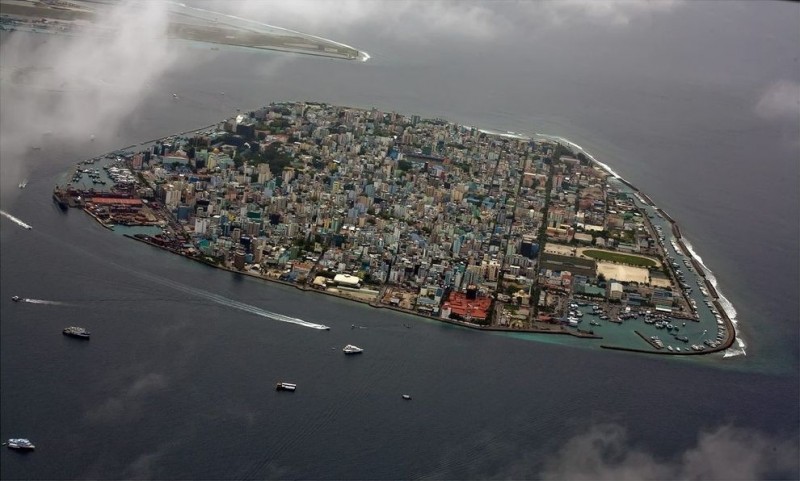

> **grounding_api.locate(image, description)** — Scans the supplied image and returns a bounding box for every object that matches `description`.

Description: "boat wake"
[0,210,33,230]
[135,270,329,330]
[21,298,68,306]
[681,239,746,358]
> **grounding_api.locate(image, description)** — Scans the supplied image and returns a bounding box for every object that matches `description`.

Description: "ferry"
[343,344,364,354]
[4,438,35,450]
[63,326,91,339]
[276,382,296,391]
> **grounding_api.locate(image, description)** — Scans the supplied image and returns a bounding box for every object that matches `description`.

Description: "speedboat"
[12,296,21,302]
[276,382,296,391]
[343,344,364,354]
[5,438,35,450]
[63,326,91,339]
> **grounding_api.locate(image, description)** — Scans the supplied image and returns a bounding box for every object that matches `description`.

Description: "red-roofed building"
[442,290,492,322]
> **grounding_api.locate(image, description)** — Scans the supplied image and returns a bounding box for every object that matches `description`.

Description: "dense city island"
[52,101,736,355]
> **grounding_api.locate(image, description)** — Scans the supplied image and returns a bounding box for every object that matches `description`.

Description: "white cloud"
[755,79,800,121]
[203,0,684,44]
[86,372,168,423]
[536,0,684,27]
[0,0,177,196]
[541,423,799,481]
[201,0,506,43]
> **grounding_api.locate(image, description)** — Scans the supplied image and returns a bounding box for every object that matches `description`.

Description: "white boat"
[402,394,412,400]
[12,295,21,302]
[5,438,35,450]
[63,326,91,339]
[276,382,296,391]
[343,344,363,354]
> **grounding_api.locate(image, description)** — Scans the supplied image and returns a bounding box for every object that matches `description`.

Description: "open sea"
[1,1,798,479]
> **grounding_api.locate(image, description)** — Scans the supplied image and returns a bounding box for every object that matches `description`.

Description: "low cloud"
[535,0,683,27]
[199,0,505,43]
[124,442,172,479]
[198,0,684,47]
[755,79,800,121]
[0,0,176,198]
[541,423,799,481]
[86,372,168,423]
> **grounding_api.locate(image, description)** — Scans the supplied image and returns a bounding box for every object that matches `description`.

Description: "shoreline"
[120,231,735,355]
[122,233,602,339]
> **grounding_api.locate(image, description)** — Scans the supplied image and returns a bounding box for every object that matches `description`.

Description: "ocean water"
[1,1,798,479]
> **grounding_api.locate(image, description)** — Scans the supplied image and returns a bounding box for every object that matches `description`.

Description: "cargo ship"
[53,189,69,211]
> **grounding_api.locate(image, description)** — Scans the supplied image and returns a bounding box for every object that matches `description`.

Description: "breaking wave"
[531,132,744,358]
[681,238,745,358]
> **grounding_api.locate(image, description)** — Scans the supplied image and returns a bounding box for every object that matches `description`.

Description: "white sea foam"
[0,210,33,230]
[533,132,626,180]
[682,238,745,358]
[477,128,529,140]
[530,131,745,358]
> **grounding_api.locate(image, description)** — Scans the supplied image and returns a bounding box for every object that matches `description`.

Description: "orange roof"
[444,291,491,320]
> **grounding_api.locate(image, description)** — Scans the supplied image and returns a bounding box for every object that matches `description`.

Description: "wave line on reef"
[0,210,33,230]
[681,238,746,358]
[532,132,744,357]
[533,133,625,179]
[133,270,330,330]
